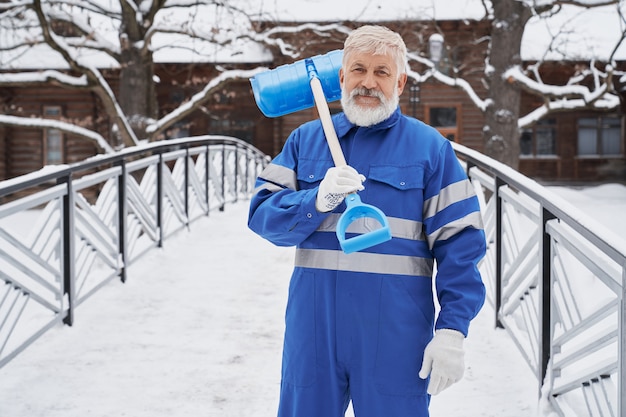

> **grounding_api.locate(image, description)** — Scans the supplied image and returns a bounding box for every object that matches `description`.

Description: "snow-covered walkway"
[0,201,542,417]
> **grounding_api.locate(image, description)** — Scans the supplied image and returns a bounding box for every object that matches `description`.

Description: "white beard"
[341,87,398,127]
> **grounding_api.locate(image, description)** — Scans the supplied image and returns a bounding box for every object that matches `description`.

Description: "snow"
[0,183,624,417]
[247,0,488,22]
[0,114,114,153]
[2,0,624,69]
[522,3,626,61]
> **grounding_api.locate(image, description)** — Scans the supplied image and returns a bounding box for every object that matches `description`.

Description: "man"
[248,25,486,417]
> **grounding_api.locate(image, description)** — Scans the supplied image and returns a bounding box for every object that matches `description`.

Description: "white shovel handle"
[310,76,347,167]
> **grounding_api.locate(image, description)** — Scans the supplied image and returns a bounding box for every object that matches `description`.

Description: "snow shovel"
[250,51,392,254]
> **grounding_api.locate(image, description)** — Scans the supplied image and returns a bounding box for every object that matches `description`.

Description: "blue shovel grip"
[336,194,392,254]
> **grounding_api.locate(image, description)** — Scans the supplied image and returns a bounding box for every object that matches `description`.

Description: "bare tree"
[410,0,625,169]
[0,0,329,149]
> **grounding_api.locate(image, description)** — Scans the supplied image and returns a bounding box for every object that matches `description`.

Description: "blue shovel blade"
[250,50,343,118]
[336,194,392,254]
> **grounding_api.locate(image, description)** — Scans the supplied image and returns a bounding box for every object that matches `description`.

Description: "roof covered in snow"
[0,0,624,70]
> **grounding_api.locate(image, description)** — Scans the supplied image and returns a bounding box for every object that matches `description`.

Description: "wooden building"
[1,19,624,183]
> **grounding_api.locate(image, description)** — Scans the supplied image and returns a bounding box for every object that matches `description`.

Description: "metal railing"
[453,142,626,417]
[0,135,268,369]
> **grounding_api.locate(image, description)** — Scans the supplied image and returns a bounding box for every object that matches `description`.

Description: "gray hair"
[343,25,407,75]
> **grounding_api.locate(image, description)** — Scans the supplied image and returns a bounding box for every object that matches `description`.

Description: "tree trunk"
[118,47,158,141]
[483,0,532,169]
[118,6,159,142]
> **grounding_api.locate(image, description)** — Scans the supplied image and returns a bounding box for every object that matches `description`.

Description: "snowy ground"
[0,184,625,417]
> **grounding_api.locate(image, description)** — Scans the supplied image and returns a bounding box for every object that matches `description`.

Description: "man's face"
[339,50,407,126]
[340,51,406,107]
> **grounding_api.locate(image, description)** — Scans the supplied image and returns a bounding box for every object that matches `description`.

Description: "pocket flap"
[368,165,425,190]
[297,159,334,184]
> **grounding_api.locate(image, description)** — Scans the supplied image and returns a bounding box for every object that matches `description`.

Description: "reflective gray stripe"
[254,182,283,194]
[258,163,297,191]
[424,179,476,219]
[318,214,424,241]
[295,248,434,277]
[426,211,484,248]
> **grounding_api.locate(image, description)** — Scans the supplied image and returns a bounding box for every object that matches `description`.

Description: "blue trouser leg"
[277,367,350,417]
[278,269,349,417]
[278,269,434,417]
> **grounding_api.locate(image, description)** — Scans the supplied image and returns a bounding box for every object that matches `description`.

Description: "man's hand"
[315,166,365,212]
[418,329,465,395]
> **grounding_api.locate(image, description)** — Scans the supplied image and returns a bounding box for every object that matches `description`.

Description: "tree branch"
[0,114,115,153]
[554,0,618,8]
[0,70,89,88]
[406,52,491,112]
[145,67,267,139]
[504,64,614,103]
[32,0,139,147]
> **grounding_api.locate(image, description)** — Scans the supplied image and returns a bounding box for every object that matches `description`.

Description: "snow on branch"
[49,9,121,57]
[519,95,620,127]
[431,70,491,112]
[145,67,268,138]
[0,114,115,153]
[553,0,619,8]
[0,70,88,87]
[406,51,491,112]
[30,0,140,147]
[504,64,616,102]
[506,64,620,127]
[249,23,351,58]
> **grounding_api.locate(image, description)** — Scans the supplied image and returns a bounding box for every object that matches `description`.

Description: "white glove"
[418,329,465,395]
[315,166,365,213]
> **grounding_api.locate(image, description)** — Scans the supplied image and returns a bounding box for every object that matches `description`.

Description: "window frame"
[424,104,462,143]
[42,105,65,166]
[520,117,558,159]
[577,115,623,158]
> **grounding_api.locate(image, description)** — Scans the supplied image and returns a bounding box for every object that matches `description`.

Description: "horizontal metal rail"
[0,135,268,369]
[453,142,626,417]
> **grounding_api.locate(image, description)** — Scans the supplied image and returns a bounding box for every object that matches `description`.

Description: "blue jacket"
[248,107,486,337]
[249,108,486,407]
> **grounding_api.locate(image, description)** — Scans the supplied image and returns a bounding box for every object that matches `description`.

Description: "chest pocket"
[296,159,334,190]
[367,164,425,190]
[364,164,426,220]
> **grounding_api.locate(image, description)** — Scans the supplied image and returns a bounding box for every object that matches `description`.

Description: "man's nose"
[360,72,377,89]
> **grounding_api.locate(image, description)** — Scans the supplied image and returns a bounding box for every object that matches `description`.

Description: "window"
[43,106,64,165]
[577,116,622,156]
[46,129,64,164]
[520,118,556,157]
[426,106,460,142]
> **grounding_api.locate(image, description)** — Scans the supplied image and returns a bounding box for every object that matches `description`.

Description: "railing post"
[184,146,189,223]
[244,148,250,195]
[157,153,164,247]
[116,160,127,283]
[539,206,556,396]
[58,174,75,326]
[220,145,226,211]
[465,161,476,179]
[495,176,505,329]
[234,145,239,203]
[205,144,210,215]
[617,261,626,416]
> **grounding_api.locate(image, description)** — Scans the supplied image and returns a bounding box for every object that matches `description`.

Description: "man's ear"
[339,68,344,87]
[397,72,408,95]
